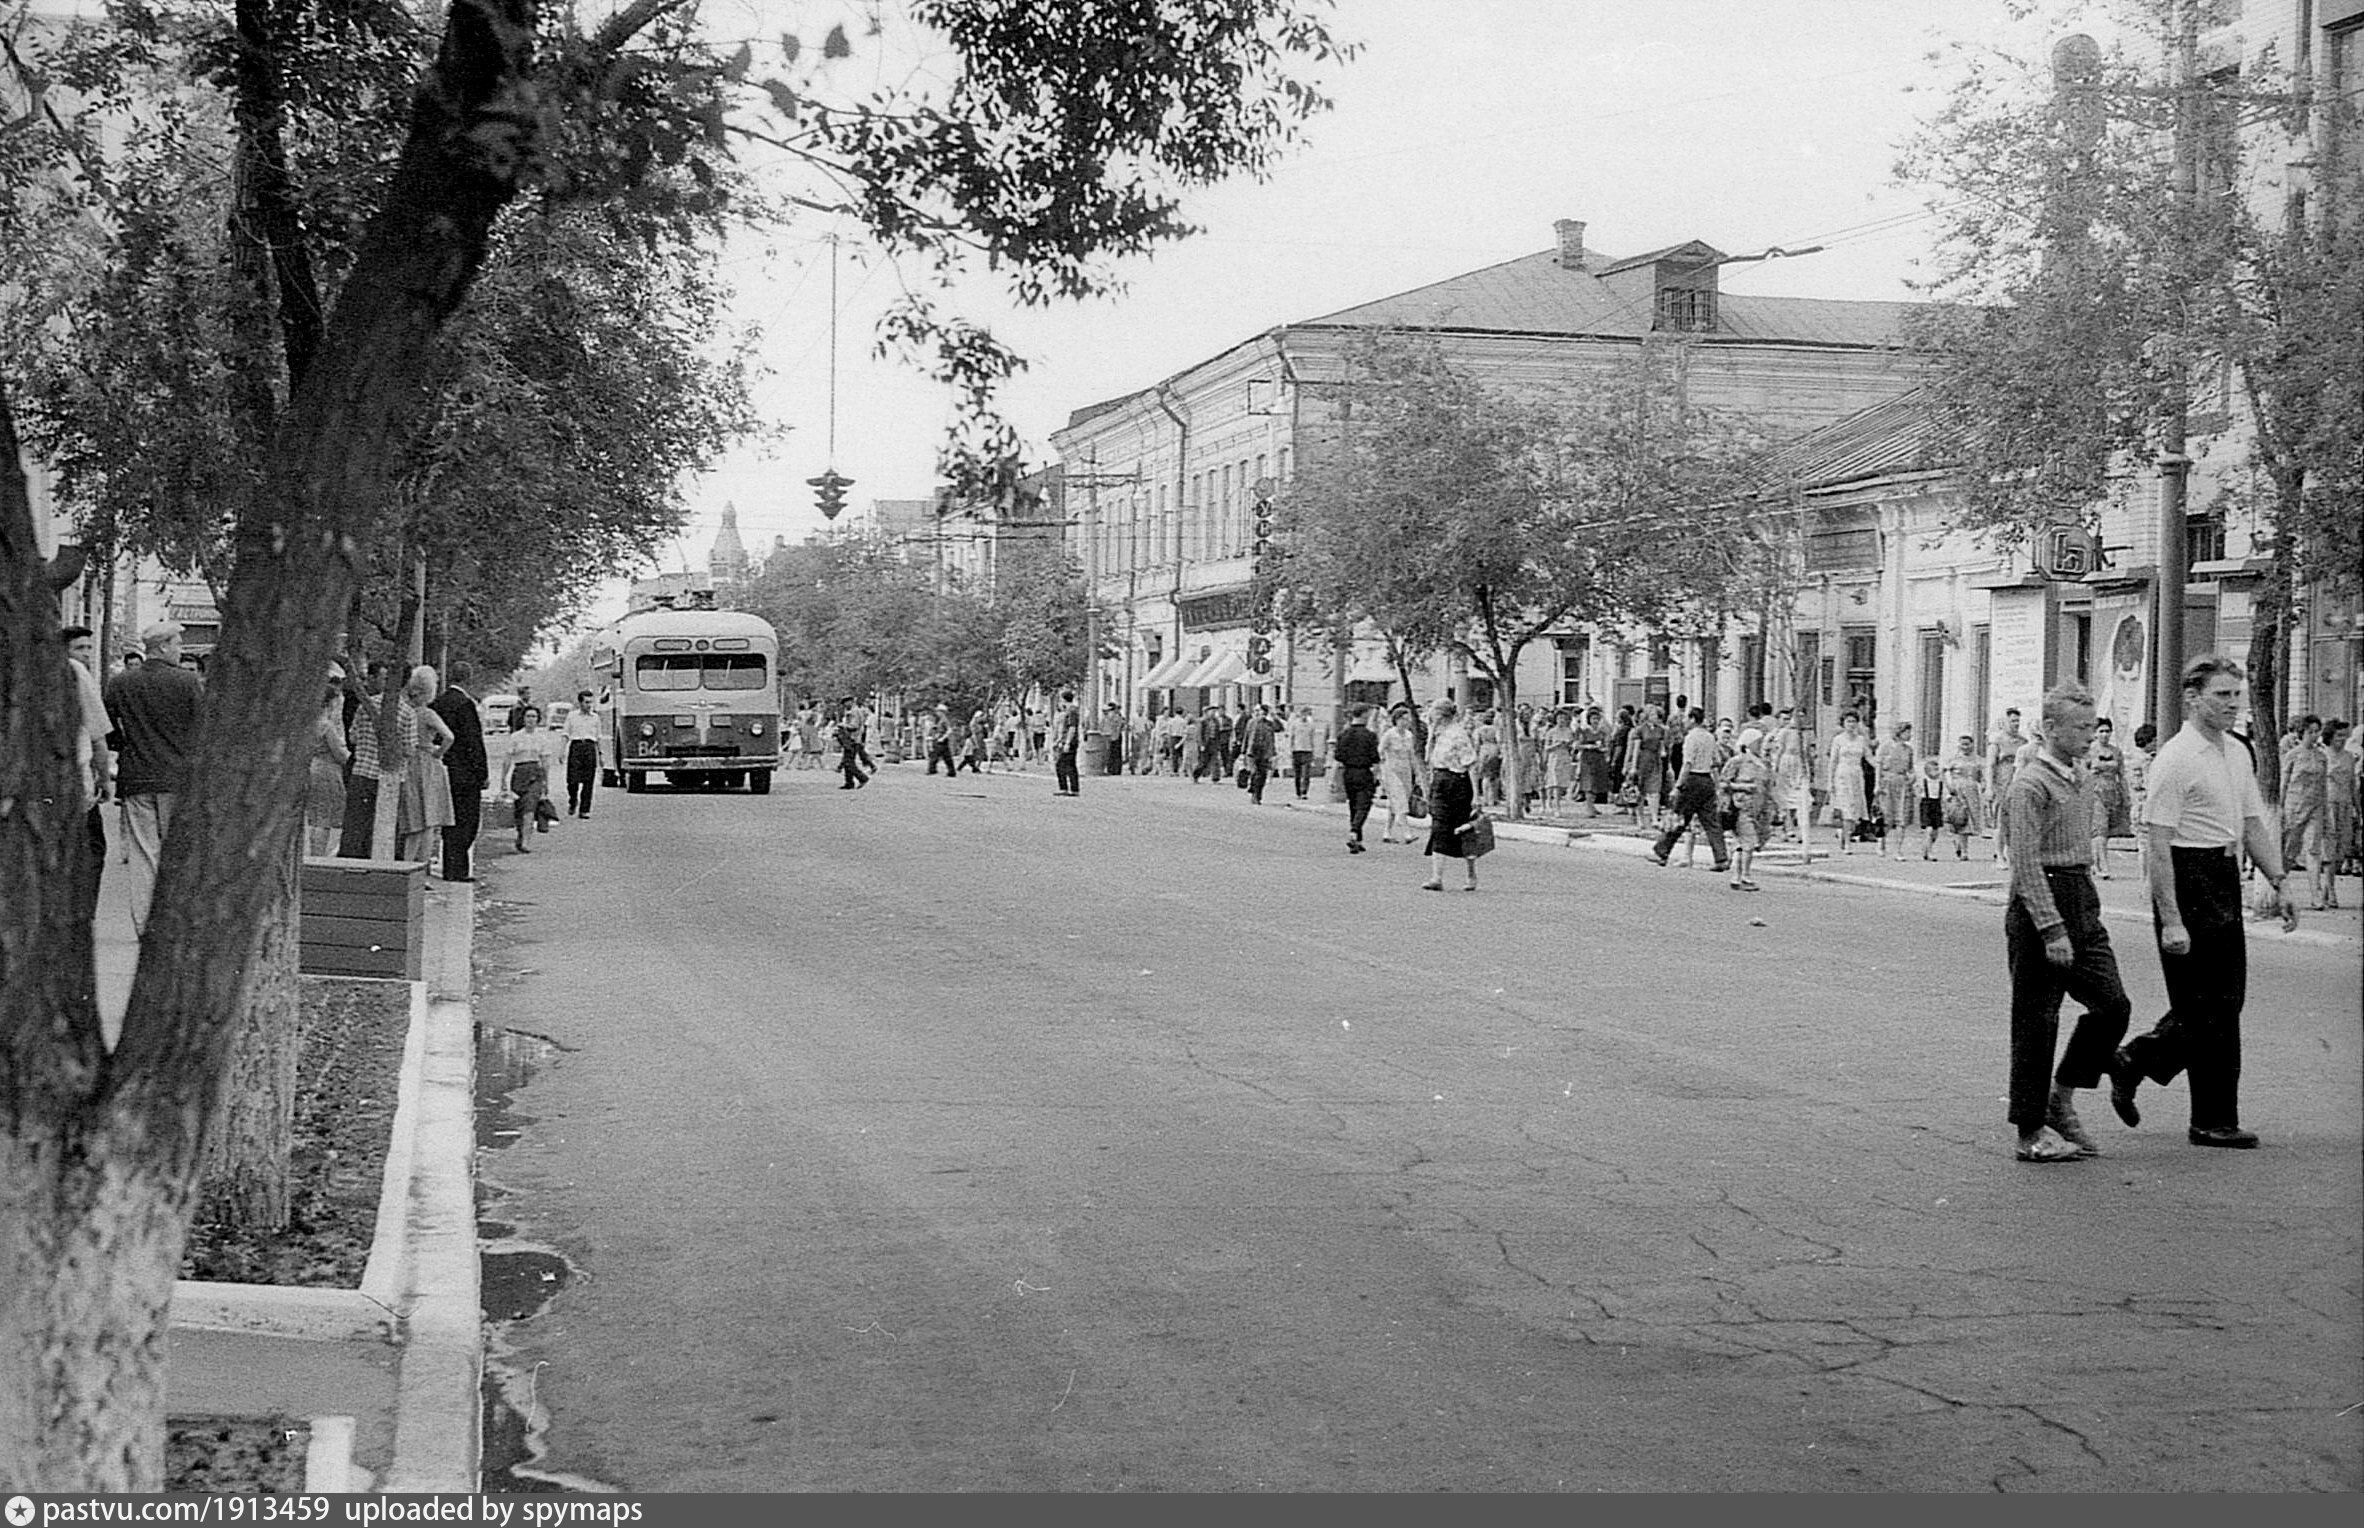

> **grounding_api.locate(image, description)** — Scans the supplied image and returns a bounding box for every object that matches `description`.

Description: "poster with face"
[2095,599,2148,736]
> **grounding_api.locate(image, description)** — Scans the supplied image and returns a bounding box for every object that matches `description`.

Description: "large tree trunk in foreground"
[2,1,544,1489]
[199,842,301,1229]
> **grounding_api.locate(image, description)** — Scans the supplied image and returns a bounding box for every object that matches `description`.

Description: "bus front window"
[703,655,768,690]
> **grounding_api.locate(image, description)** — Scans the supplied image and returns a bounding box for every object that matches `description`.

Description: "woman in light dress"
[1541,708,1576,813]
[2086,717,2134,878]
[2281,716,2330,909]
[1826,711,1872,854]
[305,671,351,857]
[397,665,456,866]
[1874,721,1918,861]
[1378,706,1420,843]
[1771,710,1811,844]
[1941,734,1986,861]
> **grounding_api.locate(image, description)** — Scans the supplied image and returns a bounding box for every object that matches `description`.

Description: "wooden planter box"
[299,858,425,981]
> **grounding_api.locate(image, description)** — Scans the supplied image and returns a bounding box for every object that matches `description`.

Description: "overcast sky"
[587,0,2051,628]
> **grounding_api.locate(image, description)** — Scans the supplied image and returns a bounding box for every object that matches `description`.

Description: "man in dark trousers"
[2115,654,2300,1149]
[1051,689,1083,796]
[1649,706,1730,873]
[1998,681,2133,1163]
[430,663,488,882]
[102,620,204,937]
[1335,703,1381,853]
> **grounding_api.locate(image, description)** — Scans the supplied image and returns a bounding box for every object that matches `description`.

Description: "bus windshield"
[634,654,769,692]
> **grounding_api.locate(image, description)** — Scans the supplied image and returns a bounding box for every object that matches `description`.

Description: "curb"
[380,883,483,1493]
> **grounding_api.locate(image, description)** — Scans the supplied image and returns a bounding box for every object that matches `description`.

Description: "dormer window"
[1656,283,1716,333]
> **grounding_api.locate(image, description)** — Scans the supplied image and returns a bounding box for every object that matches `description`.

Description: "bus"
[590,599,781,794]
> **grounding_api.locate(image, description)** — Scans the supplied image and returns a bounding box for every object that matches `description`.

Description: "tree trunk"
[2246,543,2290,803]
[3,1,545,1489]
[197,840,300,1229]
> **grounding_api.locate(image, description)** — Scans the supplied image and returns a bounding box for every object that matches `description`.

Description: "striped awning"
[1137,653,1197,688]
[1180,651,1247,688]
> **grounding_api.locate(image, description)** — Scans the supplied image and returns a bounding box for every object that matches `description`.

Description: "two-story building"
[1051,218,1930,721]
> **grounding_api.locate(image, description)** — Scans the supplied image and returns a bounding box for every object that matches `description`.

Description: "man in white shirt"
[62,625,112,920]
[2113,654,2299,1149]
[562,691,601,818]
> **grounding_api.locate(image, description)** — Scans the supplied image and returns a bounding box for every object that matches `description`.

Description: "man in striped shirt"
[2001,681,2134,1163]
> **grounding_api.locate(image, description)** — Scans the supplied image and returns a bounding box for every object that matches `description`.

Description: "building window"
[1972,623,1991,735]
[1738,634,1766,711]
[1558,637,1589,705]
[1843,626,1877,724]
[1917,629,1946,749]
[1654,283,1716,333]
[2187,511,2227,566]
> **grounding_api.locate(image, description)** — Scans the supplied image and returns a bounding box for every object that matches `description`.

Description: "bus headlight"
[748,720,765,735]
[637,722,655,739]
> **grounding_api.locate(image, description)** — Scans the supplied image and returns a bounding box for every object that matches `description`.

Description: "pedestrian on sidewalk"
[103,620,204,938]
[1989,708,2028,863]
[2320,720,2353,908]
[1420,699,1479,892]
[1915,750,1948,860]
[1718,731,1771,891]
[2088,717,2133,878]
[431,664,488,879]
[561,690,600,817]
[398,666,457,867]
[1827,711,1871,854]
[1942,735,1984,861]
[1335,703,1380,853]
[502,704,552,850]
[1378,706,1419,843]
[306,666,350,860]
[2115,655,2301,1151]
[2000,680,2134,1163]
[1876,721,1918,861]
[1240,704,1279,804]
[1051,689,1083,796]
[62,626,113,923]
[1288,704,1319,799]
[2279,715,2328,907]
[1650,708,1731,874]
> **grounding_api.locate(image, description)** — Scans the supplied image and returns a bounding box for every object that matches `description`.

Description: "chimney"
[1554,218,1587,271]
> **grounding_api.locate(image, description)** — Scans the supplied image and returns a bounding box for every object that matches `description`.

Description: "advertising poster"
[1986,586,2050,738]
[2093,595,2149,736]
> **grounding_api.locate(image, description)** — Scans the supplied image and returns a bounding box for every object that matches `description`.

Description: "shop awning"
[1180,651,1247,688]
[1137,653,1196,688]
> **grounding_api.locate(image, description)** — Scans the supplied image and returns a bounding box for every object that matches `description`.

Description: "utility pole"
[2152,1,2198,732]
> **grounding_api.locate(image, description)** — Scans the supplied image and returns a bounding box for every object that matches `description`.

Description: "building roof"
[1298,247,1916,348]
[1763,388,1953,493]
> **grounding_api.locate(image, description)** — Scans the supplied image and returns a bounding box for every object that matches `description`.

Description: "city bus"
[590,598,781,794]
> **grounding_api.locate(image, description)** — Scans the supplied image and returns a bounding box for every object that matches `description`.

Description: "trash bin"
[1081,731,1108,775]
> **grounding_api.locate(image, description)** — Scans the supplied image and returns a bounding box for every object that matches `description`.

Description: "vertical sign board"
[1985,585,2052,739]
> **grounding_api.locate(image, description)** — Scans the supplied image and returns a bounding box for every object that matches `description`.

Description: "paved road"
[470,762,2362,1491]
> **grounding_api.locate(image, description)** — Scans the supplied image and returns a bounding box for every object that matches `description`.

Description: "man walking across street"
[1649,707,1730,873]
[2000,681,2134,1163]
[2114,655,2300,1149]
[1051,690,1083,796]
[926,704,958,776]
[1335,703,1380,853]
[562,691,600,818]
[102,620,204,937]
[1241,704,1279,805]
[430,663,489,881]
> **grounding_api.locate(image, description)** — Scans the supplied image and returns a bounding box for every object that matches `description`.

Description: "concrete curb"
[380,884,483,1493]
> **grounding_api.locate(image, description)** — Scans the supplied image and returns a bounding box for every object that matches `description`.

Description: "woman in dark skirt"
[1421,698,1481,891]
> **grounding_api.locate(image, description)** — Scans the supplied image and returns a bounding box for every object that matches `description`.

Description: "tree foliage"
[1899,0,2364,780]
[1,0,1355,1492]
[1272,331,1770,814]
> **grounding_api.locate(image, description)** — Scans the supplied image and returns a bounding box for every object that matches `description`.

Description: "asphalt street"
[468,760,2362,1492]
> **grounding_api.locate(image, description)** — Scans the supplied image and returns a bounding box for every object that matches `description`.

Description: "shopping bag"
[1459,811,1496,858]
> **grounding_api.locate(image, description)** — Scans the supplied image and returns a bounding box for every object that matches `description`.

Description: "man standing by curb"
[2000,681,2133,1163]
[102,619,203,937]
[2115,655,2299,1150]
[431,664,488,881]
[1649,706,1730,873]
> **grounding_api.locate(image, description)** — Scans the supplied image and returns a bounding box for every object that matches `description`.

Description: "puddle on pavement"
[476,1023,620,1494]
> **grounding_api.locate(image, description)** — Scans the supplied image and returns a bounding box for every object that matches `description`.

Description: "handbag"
[1459,811,1496,858]
[534,796,560,828]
